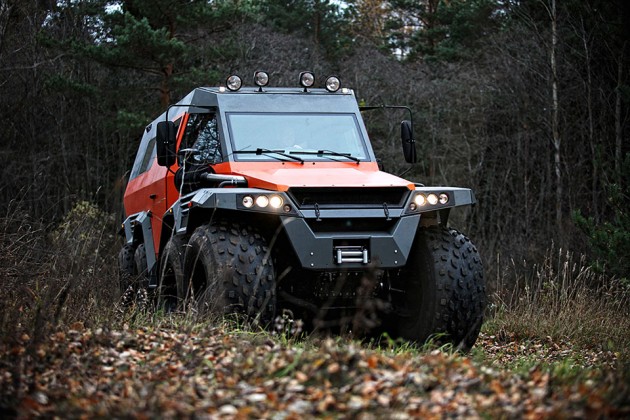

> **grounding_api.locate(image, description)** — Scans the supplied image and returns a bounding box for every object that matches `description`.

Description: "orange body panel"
[123,163,169,255]
[124,115,188,255]
[211,161,415,191]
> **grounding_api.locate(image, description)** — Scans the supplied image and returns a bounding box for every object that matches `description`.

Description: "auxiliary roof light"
[325,76,341,92]
[253,71,269,88]
[226,74,242,91]
[439,193,449,205]
[427,193,439,205]
[299,71,315,90]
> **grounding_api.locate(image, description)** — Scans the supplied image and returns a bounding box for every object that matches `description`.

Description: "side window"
[130,118,180,179]
[138,137,156,175]
[181,113,222,165]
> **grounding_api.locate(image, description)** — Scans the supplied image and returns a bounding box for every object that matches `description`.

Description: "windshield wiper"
[290,149,361,163]
[234,148,304,164]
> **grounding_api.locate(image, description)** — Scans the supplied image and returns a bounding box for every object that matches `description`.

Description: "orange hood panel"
[222,162,415,191]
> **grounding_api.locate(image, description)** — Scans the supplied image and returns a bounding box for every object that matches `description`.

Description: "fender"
[121,211,158,286]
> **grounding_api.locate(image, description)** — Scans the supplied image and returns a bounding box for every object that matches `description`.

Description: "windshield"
[227,113,369,161]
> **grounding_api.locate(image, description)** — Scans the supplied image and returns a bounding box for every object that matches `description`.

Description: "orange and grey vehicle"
[119,71,486,349]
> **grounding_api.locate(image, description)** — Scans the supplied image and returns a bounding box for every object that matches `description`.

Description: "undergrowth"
[487,246,630,358]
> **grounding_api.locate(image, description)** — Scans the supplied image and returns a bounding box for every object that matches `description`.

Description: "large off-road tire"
[134,243,149,289]
[183,220,276,324]
[158,235,187,311]
[392,226,486,350]
[118,243,136,293]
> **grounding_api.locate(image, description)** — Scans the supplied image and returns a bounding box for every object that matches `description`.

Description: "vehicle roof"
[145,87,360,136]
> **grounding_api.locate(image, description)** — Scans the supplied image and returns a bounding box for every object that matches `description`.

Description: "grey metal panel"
[300,208,404,219]
[216,89,360,113]
[121,211,157,285]
[281,214,421,270]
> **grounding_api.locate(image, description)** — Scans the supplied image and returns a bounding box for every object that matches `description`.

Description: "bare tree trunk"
[0,2,13,59]
[550,0,561,228]
[580,18,598,221]
[615,43,625,182]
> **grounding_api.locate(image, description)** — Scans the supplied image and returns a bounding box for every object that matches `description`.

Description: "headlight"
[269,195,283,209]
[414,194,427,206]
[439,193,449,204]
[226,74,242,91]
[255,196,269,208]
[242,196,254,208]
[325,76,341,92]
[427,194,439,205]
[299,71,315,88]
[254,71,269,87]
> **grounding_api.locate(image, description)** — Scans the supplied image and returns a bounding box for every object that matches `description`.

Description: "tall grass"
[489,246,630,353]
[0,200,119,347]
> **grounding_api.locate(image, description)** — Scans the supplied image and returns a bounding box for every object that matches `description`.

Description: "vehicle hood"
[230,164,415,191]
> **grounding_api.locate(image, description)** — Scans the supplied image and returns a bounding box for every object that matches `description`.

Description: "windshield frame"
[226,112,371,162]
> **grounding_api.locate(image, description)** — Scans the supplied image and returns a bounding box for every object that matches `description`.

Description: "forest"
[0,0,629,417]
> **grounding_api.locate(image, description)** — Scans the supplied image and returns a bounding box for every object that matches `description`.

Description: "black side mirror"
[401,120,416,163]
[156,121,176,167]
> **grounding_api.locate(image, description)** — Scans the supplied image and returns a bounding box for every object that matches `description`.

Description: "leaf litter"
[1,323,628,418]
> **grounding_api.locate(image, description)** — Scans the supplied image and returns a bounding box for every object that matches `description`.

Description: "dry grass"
[488,246,630,355]
[0,200,119,347]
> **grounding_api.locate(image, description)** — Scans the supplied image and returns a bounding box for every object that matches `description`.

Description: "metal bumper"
[280,214,420,270]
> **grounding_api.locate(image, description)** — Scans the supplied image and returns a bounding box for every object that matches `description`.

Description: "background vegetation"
[0,0,629,415]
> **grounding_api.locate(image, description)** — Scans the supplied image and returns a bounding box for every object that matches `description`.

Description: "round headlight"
[226,74,242,91]
[414,194,427,206]
[299,71,315,88]
[242,196,254,208]
[325,76,341,92]
[255,195,269,208]
[427,194,439,205]
[254,71,269,87]
[439,193,449,205]
[269,195,283,209]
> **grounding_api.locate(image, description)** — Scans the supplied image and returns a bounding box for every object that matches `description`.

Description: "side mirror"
[401,120,416,163]
[156,121,176,167]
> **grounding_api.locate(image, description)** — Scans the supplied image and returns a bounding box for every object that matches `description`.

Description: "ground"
[1,319,628,418]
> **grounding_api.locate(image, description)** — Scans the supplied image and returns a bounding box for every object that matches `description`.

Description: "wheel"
[118,243,136,293]
[391,226,486,350]
[183,220,276,324]
[134,243,149,289]
[157,234,187,311]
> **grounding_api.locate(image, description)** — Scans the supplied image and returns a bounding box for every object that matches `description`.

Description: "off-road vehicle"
[119,71,485,348]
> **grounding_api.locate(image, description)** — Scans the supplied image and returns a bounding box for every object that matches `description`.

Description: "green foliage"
[252,0,353,57]
[574,155,630,283]
[386,0,502,62]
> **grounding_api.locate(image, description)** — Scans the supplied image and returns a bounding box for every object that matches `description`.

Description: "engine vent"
[287,187,410,209]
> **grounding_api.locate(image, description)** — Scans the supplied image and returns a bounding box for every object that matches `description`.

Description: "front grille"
[288,187,410,209]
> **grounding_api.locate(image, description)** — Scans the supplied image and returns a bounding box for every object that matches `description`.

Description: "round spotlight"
[269,195,283,209]
[255,195,269,208]
[414,194,427,206]
[439,193,449,205]
[427,193,439,205]
[254,71,269,87]
[226,74,242,91]
[325,76,341,92]
[283,204,292,213]
[299,71,315,88]
[242,196,254,208]
[410,203,417,211]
